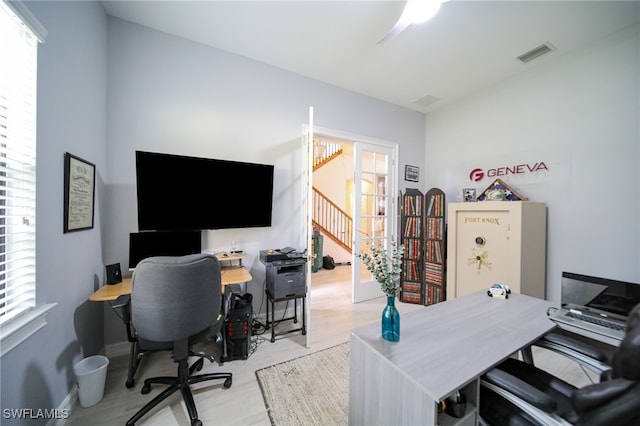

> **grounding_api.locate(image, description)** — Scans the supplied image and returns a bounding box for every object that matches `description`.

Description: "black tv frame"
[135,150,274,231]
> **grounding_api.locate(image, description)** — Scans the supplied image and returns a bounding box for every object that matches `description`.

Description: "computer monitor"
[128,231,202,270]
[561,271,640,317]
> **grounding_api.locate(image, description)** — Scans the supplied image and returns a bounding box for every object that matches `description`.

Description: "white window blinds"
[0,0,38,325]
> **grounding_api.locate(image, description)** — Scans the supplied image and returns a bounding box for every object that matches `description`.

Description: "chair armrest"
[483,368,557,412]
[572,378,635,413]
[535,332,612,380]
[499,357,577,400]
[542,332,608,362]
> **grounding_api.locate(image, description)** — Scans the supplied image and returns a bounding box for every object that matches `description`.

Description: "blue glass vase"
[382,296,400,342]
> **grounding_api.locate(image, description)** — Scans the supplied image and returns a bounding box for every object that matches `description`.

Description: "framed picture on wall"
[405,165,419,182]
[63,152,96,233]
[463,188,477,202]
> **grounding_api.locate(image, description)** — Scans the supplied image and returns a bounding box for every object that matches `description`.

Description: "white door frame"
[310,125,398,304]
[303,107,314,348]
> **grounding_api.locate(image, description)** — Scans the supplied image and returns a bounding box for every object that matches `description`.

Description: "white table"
[349,290,555,425]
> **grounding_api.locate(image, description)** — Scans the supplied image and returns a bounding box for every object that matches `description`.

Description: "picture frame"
[463,188,477,202]
[404,165,419,182]
[63,152,96,233]
[477,178,528,202]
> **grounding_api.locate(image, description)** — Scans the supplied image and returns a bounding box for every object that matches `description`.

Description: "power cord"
[252,318,267,335]
[249,335,269,357]
[250,280,268,336]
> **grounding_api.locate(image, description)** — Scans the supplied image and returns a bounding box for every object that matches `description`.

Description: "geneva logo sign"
[469,162,548,182]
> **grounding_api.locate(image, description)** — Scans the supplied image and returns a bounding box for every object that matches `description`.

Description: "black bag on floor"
[323,255,335,270]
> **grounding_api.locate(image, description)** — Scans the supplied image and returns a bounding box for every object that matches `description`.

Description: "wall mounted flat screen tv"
[128,231,202,270]
[136,150,274,231]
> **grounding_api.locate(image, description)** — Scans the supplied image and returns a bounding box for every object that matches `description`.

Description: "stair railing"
[313,139,343,170]
[312,187,352,253]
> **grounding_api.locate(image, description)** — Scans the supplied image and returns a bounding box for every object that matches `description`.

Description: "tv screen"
[135,151,274,231]
[128,231,202,270]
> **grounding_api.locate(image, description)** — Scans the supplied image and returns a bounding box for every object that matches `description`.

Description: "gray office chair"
[126,254,232,426]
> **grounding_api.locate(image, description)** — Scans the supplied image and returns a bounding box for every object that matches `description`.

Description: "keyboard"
[566,310,626,331]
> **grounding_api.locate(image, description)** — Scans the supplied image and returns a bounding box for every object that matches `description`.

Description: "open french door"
[352,141,397,303]
[302,106,314,348]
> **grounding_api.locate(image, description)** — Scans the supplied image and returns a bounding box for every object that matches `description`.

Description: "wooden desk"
[349,291,556,426]
[89,254,253,385]
[89,255,252,302]
[89,279,132,301]
[220,266,252,285]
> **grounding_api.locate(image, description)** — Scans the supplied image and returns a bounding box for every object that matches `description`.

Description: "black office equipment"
[259,249,290,263]
[135,150,274,231]
[265,258,306,298]
[260,252,307,342]
[224,293,252,361]
[549,272,640,342]
[105,263,122,284]
[259,249,307,298]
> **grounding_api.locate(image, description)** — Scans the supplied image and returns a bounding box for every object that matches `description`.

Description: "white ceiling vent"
[517,42,554,63]
[414,94,441,107]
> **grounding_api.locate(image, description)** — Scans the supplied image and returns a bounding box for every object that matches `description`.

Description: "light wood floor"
[66,266,598,425]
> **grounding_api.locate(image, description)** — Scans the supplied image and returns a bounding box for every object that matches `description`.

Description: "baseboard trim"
[47,386,78,426]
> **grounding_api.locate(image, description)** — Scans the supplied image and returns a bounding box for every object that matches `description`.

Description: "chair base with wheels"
[126,338,232,426]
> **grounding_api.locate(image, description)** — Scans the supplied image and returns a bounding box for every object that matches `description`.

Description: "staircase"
[312,189,352,253]
[312,139,352,253]
[313,139,342,171]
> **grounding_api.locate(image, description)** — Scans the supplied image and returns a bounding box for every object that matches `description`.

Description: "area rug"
[255,342,349,426]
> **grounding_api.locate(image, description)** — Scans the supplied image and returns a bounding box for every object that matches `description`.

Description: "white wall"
[103,17,426,343]
[425,24,640,303]
[1,1,108,422]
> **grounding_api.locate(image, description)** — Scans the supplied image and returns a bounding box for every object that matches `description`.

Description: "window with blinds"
[0,1,38,325]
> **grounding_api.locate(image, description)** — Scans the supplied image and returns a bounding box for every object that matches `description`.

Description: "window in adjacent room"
[0,0,52,356]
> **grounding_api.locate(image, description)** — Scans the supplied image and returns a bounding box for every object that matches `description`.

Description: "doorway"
[310,129,398,304]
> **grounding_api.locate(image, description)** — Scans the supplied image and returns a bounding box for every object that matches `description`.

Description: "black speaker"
[106,263,122,284]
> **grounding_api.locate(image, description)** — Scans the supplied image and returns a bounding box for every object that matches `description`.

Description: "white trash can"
[73,355,109,408]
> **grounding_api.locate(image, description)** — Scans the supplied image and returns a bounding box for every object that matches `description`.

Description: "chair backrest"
[612,302,640,380]
[131,253,222,343]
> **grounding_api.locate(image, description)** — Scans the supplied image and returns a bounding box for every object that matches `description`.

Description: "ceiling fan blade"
[376,0,448,45]
[377,18,411,44]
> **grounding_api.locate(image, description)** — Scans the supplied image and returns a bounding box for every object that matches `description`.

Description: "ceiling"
[102,1,640,113]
